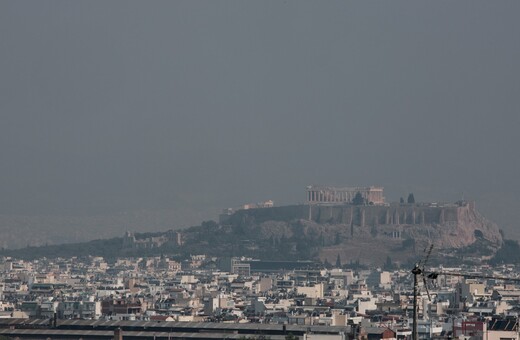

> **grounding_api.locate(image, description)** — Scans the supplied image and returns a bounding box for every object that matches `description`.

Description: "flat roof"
[0,329,291,339]
[0,318,349,334]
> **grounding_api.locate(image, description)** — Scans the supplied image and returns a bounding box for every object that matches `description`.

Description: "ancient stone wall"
[308,203,461,226]
[228,203,468,228]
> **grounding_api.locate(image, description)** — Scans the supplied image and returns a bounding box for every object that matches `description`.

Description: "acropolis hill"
[218,186,503,264]
[0,187,504,264]
[225,202,502,248]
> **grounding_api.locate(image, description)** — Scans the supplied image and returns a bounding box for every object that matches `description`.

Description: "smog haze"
[1,1,519,246]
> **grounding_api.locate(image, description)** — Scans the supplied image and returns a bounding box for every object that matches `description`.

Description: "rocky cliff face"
[376,202,503,249]
[0,201,502,263]
[456,203,503,246]
[227,201,503,265]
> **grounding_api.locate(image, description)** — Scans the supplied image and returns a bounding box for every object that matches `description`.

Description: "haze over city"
[1,1,519,245]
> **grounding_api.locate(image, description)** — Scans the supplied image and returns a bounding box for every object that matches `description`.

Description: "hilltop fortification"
[0,194,502,264]
[220,199,502,265]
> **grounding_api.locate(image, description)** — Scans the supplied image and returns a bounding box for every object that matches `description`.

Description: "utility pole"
[412,263,422,340]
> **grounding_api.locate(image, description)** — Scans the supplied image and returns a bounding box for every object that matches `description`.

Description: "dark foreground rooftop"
[0,318,350,340]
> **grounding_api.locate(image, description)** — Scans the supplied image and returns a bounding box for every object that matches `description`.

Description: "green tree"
[384,256,394,270]
[399,197,405,204]
[336,254,342,268]
[352,191,364,205]
[490,240,520,264]
[407,193,415,204]
[323,258,332,269]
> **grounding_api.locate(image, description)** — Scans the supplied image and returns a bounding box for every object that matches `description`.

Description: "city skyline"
[1,1,520,244]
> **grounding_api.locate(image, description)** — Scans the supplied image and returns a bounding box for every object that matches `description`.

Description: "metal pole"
[412,264,421,340]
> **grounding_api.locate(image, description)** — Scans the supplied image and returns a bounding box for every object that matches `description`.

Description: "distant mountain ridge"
[0,207,214,249]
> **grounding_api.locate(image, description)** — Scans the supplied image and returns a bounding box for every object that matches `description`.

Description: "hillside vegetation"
[0,203,507,265]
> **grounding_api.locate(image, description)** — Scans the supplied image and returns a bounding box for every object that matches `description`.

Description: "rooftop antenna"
[411,244,433,340]
[426,270,520,283]
[414,250,520,340]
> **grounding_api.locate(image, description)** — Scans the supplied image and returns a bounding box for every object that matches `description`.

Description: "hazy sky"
[1,1,519,238]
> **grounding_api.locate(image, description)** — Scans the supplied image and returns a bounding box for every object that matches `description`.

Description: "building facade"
[306,185,384,205]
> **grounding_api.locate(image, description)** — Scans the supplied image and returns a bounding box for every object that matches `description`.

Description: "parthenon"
[306,185,385,205]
